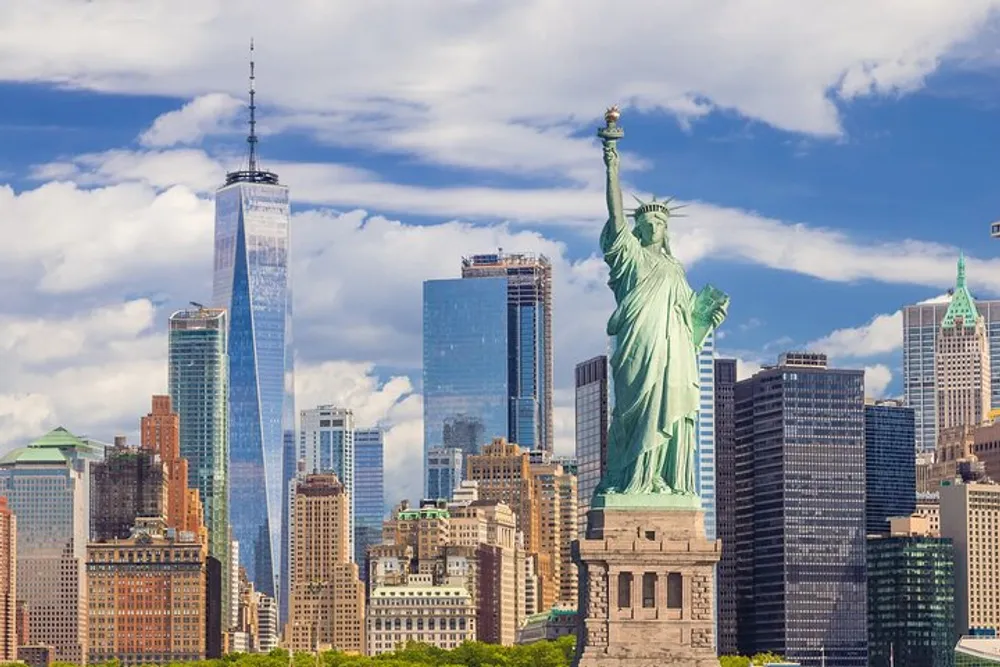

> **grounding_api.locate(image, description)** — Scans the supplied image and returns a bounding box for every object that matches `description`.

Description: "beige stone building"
[941,482,1000,638]
[935,255,991,439]
[366,576,476,655]
[86,518,206,665]
[287,474,365,653]
[531,459,578,606]
[466,438,555,609]
[914,493,941,536]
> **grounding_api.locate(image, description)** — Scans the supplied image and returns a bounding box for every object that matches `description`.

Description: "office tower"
[287,474,364,653]
[735,353,867,667]
[256,595,278,652]
[89,439,166,542]
[353,427,385,569]
[427,447,463,501]
[466,438,555,610]
[0,498,15,662]
[168,306,232,614]
[864,399,917,535]
[141,395,201,535]
[531,461,577,606]
[205,555,223,659]
[15,601,26,648]
[904,257,1000,454]
[941,481,1000,638]
[460,252,552,452]
[713,357,738,656]
[936,254,991,438]
[867,516,954,667]
[212,52,294,597]
[697,332,717,540]
[87,518,206,664]
[298,406,355,560]
[574,356,609,535]
[0,428,101,664]
[367,576,477,655]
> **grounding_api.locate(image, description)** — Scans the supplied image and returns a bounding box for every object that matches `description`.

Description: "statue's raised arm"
[599,106,626,232]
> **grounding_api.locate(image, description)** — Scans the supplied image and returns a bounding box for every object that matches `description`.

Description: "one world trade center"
[212,43,294,598]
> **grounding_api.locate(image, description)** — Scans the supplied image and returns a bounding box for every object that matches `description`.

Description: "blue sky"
[3,0,1000,501]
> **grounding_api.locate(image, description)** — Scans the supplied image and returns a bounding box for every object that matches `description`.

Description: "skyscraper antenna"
[247,37,258,174]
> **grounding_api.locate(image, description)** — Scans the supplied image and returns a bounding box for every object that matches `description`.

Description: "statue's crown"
[628,195,685,218]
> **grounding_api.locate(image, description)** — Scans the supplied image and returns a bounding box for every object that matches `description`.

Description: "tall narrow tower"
[212,41,294,599]
[935,254,991,437]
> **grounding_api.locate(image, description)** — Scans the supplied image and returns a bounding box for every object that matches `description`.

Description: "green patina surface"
[943,253,980,329]
[398,508,450,521]
[593,107,728,510]
[0,427,98,465]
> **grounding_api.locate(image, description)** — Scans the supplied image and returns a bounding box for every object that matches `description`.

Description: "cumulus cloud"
[808,310,904,359]
[864,364,894,398]
[139,93,244,148]
[1,0,999,178]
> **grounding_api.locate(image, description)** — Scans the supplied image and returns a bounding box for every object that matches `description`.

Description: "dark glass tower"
[90,439,166,542]
[735,352,867,667]
[867,529,955,667]
[713,357,738,656]
[212,46,293,598]
[864,400,916,535]
[575,355,609,535]
[353,427,385,572]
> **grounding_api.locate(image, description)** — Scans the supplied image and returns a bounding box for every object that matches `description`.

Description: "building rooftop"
[371,584,470,598]
[942,253,980,329]
[0,427,102,465]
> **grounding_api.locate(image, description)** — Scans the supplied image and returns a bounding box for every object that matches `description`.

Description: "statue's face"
[634,211,668,247]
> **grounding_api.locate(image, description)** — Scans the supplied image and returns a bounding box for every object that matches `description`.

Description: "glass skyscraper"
[168,306,231,611]
[574,355,609,535]
[459,251,553,452]
[426,447,463,501]
[696,332,717,541]
[867,531,954,667]
[735,352,867,667]
[864,399,916,535]
[298,406,355,559]
[422,276,509,495]
[212,148,293,596]
[353,427,385,569]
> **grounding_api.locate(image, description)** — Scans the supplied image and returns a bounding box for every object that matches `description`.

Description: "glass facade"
[697,332,717,541]
[903,299,1000,453]
[426,447,463,501]
[714,357,738,656]
[460,252,553,452]
[574,355,609,535]
[298,406,355,560]
[422,277,509,496]
[213,179,292,596]
[867,535,955,667]
[354,428,384,570]
[168,307,231,608]
[864,402,916,535]
[735,358,867,667]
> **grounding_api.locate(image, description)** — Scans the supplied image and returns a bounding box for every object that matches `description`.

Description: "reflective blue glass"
[864,403,916,534]
[422,278,509,496]
[426,447,463,500]
[696,332,716,541]
[213,182,292,596]
[354,428,385,569]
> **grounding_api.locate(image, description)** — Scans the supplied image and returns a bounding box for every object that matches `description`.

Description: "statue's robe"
[599,218,702,496]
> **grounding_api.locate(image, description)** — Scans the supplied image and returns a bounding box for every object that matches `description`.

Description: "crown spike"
[247,37,258,173]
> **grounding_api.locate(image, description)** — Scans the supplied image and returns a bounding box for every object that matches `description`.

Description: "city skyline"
[7,6,1000,508]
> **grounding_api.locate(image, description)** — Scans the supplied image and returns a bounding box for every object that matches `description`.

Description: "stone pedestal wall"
[572,507,721,667]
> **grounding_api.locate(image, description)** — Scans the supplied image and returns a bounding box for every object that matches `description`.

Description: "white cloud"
[864,364,893,398]
[808,310,904,359]
[1,0,999,178]
[139,93,244,148]
[735,358,763,381]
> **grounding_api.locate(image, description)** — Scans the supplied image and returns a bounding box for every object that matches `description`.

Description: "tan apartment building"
[86,518,206,665]
[531,460,578,606]
[941,482,1000,637]
[466,438,555,609]
[287,474,364,653]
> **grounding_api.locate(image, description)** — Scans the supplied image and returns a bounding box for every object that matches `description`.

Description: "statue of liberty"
[596,107,729,502]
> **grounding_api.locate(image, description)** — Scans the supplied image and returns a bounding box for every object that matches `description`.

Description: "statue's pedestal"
[573,504,721,667]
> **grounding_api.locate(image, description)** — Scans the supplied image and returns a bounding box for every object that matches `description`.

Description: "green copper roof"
[29,426,90,450]
[942,253,980,329]
[0,446,68,465]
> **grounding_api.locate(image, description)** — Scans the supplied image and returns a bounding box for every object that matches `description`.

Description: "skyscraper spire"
[224,38,278,186]
[247,37,258,174]
[957,251,967,289]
